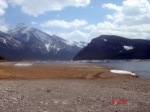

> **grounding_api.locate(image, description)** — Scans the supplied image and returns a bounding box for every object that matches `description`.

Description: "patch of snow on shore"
[110,70,136,76]
[14,63,33,66]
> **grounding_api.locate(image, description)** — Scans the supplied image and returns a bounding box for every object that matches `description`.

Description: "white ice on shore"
[14,63,33,66]
[110,70,136,76]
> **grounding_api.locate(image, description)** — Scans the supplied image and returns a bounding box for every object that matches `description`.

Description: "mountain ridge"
[0,23,87,60]
[74,35,150,60]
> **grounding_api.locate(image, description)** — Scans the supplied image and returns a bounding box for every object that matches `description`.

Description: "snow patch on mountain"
[45,43,50,52]
[103,39,107,42]
[2,23,88,60]
[72,41,87,48]
[22,27,31,34]
[64,41,87,48]
[35,30,49,41]
[123,46,134,50]
[0,37,6,44]
[9,23,27,34]
[3,39,6,44]
[65,41,75,46]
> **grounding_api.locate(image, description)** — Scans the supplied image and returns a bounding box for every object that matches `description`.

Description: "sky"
[0,0,150,42]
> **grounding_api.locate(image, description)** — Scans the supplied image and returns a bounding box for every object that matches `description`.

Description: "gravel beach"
[0,79,150,112]
[0,62,149,112]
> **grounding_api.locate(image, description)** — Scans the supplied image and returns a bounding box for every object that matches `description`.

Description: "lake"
[34,60,150,78]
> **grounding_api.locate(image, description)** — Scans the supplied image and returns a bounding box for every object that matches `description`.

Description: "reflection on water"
[34,60,150,78]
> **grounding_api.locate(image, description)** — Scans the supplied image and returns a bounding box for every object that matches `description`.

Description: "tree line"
[0,56,4,60]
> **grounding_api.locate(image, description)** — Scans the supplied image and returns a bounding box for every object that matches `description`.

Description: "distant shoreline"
[1,59,150,62]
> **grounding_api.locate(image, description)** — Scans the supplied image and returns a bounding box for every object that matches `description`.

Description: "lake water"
[34,60,150,78]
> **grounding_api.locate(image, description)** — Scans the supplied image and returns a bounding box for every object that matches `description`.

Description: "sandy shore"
[0,62,136,80]
[0,62,149,112]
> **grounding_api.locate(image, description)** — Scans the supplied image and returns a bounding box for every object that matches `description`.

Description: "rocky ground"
[0,79,149,112]
[0,62,149,112]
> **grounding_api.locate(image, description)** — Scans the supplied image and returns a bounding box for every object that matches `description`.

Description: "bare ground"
[0,64,136,80]
[0,62,149,112]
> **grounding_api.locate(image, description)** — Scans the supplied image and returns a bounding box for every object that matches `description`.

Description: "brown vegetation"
[0,64,136,80]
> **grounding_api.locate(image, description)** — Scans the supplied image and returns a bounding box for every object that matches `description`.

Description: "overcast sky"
[0,0,150,42]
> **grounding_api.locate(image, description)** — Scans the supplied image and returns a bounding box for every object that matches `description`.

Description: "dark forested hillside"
[74,35,150,60]
[0,56,4,60]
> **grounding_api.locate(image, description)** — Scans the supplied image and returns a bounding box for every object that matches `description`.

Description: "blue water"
[34,60,150,78]
[85,61,150,78]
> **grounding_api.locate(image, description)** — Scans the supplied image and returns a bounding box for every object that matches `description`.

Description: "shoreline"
[1,60,150,79]
[0,62,137,80]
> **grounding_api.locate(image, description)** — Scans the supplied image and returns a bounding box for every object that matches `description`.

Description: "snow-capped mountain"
[0,31,25,60]
[74,35,150,60]
[0,23,87,60]
[0,31,23,50]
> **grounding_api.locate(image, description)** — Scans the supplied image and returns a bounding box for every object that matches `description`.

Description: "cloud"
[105,0,150,25]
[0,0,8,16]
[40,0,150,42]
[84,0,150,40]
[8,0,90,17]
[0,18,8,32]
[0,0,8,32]
[57,30,89,42]
[41,19,88,29]
[85,21,117,30]
[43,29,89,42]
[102,3,122,11]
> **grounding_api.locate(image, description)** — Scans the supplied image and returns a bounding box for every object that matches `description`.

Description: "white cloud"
[0,0,8,32]
[36,19,88,41]
[84,0,150,40]
[8,0,90,17]
[41,19,88,29]
[42,29,89,42]
[105,0,150,25]
[58,30,89,42]
[25,0,150,42]
[102,3,122,11]
[0,0,8,16]
[0,19,8,32]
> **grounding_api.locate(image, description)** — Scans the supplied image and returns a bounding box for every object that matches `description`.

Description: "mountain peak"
[9,23,31,35]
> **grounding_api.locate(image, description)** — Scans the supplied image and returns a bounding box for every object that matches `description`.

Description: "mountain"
[74,35,150,60]
[0,23,87,60]
[0,30,24,60]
